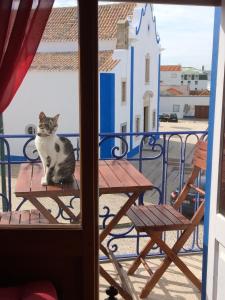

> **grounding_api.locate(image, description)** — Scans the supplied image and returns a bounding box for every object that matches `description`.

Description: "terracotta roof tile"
[160,65,182,72]
[42,3,136,42]
[31,51,120,71]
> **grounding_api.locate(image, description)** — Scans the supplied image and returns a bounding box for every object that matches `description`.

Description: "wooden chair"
[126,140,207,298]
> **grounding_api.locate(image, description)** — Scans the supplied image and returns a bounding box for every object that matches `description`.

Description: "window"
[173,104,180,112]
[181,80,183,85]
[195,75,199,79]
[145,56,150,83]
[195,81,198,85]
[188,81,191,85]
[135,116,140,136]
[181,74,184,79]
[191,75,195,80]
[152,110,156,129]
[25,124,37,135]
[120,123,127,154]
[121,80,126,103]
[199,74,207,80]
[184,75,187,80]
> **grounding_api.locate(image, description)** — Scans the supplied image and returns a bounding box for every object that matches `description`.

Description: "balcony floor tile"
[100,253,202,299]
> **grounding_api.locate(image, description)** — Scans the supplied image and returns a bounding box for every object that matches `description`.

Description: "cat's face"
[38,112,59,135]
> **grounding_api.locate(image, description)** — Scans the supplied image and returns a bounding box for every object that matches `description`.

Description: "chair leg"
[128,238,156,275]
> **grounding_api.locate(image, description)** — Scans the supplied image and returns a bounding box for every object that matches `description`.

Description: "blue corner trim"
[127,145,139,158]
[100,73,115,158]
[157,54,161,132]
[135,4,160,44]
[201,8,221,300]
[130,47,134,151]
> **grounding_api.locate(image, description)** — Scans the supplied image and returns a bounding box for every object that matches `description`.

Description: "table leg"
[100,191,140,243]
[100,191,141,300]
[28,197,58,224]
[51,196,79,223]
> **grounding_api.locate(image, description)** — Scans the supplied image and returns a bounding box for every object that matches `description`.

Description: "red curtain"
[0,0,54,113]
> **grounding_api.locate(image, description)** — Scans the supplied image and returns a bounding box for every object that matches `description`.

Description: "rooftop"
[160,65,182,72]
[42,3,136,42]
[31,51,120,72]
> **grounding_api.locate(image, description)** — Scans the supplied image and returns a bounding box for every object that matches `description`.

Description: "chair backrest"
[192,140,207,171]
[173,140,207,210]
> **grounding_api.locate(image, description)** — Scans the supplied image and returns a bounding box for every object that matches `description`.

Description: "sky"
[54,1,215,70]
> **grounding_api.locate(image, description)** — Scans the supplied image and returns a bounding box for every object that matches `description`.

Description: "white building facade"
[3,3,160,159]
[160,65,210,92]
[160,96,210,119]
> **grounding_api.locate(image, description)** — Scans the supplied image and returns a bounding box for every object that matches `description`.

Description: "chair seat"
[0,209,49,225]
[127,204,191,232]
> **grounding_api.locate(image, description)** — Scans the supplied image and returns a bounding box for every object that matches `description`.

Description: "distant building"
[160,65,210,92]
[4,3,161,158]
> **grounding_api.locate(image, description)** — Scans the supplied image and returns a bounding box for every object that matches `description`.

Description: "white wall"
[131,4,160,148]
[181,78,208,91]
[160,96,209,119]
[38,39,116,53]
[4,71,79,156]
[161,71,182,85]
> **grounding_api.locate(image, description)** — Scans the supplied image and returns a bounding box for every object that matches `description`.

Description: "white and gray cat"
[35,112,75,186]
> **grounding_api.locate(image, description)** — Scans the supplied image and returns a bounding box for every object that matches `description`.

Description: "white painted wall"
[160,96,209,119]
[181,78,208,91]
[131,4,160,148]
[4,71,79,156]
[160,71,181,85]
[38,39,116,53]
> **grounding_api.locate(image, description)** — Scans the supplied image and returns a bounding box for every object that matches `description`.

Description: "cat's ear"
[39,112,46,121]
[53,114,60,124]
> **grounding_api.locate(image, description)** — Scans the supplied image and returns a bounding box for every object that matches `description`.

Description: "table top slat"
[117,160,152,187]
[15,160,153,197]
[105,160,138,188]
[31,163,47,193]
[99,161,123,190]
[15,163,32,196]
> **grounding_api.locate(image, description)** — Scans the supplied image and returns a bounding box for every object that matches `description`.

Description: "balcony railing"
[0,130,207,260]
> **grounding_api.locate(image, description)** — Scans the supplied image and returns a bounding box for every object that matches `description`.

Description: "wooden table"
[15,160,153,299]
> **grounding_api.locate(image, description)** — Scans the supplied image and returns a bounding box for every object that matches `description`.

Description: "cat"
[35,112,75,186]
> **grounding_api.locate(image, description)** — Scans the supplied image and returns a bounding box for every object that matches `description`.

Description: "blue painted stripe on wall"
[100,73,115,158]
[157,54,161,132]
[130,47,134,151]
[202,8,221,300]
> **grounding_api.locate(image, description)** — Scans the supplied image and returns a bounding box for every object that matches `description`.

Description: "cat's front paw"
[41,177,48,186]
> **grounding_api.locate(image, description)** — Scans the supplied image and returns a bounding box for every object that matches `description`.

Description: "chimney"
[116,20,129,49]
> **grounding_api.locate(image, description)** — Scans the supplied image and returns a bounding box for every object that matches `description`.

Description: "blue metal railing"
[0,130,207,260]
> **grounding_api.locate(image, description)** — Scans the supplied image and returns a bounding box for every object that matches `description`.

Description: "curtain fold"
[0,0,54,113]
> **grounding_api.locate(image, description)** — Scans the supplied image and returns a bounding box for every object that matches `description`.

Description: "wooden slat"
[117,160,152,187]
[98,171,108,188]
[15,163,32,195]
[30,163,46,192]
[188,184,205,196]
[159,205,181,225]
[126,206,146,229]
[9,211,21,225]
[0,212,11,224]
[99,161,122,189]
[148,206,174,226]
[139,206,163,226]
[165,205,191,225]
[30,209,41,224]
[131,206,155,227]
[105,160,138,187]
[20,210,31,224]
